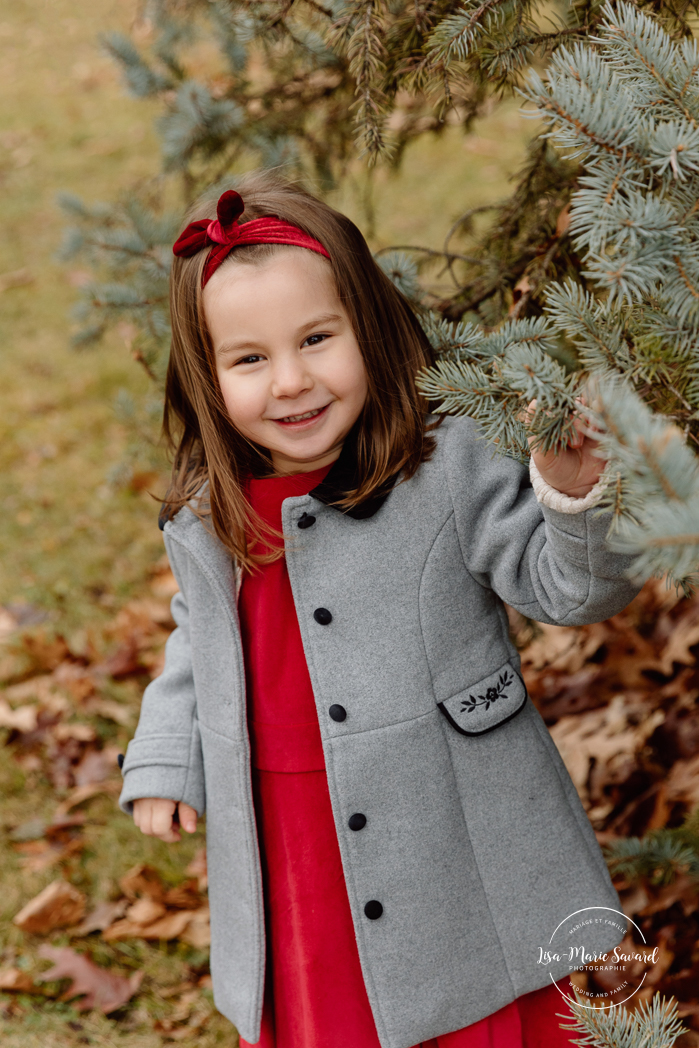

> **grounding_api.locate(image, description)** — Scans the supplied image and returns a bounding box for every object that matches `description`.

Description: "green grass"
[0,1,535,1043]
[0,0,165,630]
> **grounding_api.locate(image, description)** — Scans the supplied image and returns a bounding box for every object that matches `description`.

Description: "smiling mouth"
[273,405,329,425]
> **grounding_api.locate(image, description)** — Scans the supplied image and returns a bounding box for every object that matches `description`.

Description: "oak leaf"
[36,945,143,1013]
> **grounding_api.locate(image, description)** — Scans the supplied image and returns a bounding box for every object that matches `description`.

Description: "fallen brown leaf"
[0,699,38,732]
[653,612,699,677]
[13,880,86,934]
[3,674,61,705]
[17,837,84,873]
[638,875,699,918]
[118,864,166,903]
[52,723,96,743]
[549,695,664,809]
[73,745,119,786]
[18,632,72,673]
[103,909,193,942]
[96,639,143,679]
[0,968,37,993]
[36,944,143,1013]
[82,697,134,726]
[163,879,202,910]
[665,754,699,810]
[72,899,129,936]
[125,897,167,924]
[52,662,95,702]
[179,906,210,949]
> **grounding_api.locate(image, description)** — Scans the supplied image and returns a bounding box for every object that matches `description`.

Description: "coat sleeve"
[118,534,205,816]
[443,417,644,626]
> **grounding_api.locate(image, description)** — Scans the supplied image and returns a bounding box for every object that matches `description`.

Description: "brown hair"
[163,170,436,570]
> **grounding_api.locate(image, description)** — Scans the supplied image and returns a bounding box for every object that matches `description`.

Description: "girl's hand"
[132,798,198,843]
[527,398,605,498]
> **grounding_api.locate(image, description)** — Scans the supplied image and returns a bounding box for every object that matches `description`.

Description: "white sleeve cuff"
[529,457,607,514]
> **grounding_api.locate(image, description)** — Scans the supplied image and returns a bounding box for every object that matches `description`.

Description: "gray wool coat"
[119,415,642,1048]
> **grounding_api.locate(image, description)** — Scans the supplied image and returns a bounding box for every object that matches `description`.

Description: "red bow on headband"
[172,190,330,287]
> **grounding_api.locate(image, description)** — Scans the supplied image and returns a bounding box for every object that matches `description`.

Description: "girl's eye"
[234,354,264,366]
[303,333,329,347]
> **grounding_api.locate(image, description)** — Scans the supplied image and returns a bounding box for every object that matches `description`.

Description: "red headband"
[172,190,331,288]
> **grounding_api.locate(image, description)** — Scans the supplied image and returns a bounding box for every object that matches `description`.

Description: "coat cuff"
[529,457,607,515]
[119,765,201,816]
[118,732,206,816]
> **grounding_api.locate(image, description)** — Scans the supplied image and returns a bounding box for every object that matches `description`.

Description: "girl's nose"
[270,356,313,400]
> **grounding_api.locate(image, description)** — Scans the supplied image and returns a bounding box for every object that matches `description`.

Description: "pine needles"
[417,2,699,591]
[560,988,686,1047]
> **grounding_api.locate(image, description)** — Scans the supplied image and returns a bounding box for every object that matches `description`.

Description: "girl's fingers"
[151,800,177,838]
[178,802,198,834]
[132,799,194,841]
[133,798,181,840]
[133,798,150,835]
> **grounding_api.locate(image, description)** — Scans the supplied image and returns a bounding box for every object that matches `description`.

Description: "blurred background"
[0,0,530,634]
[1,2,698,1045]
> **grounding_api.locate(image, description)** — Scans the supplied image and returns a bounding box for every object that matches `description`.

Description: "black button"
[297,513,316,529]
[117,753,124,770]
[313,607,332,625]
[348,813,366,831]
[364,900,383,920]
[329,704,346,722]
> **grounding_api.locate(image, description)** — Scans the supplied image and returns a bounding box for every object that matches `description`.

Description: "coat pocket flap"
[438,664,527,736]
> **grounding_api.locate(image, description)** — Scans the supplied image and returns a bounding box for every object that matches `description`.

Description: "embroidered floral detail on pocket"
[460,669,513,714]
[438,663,527,736]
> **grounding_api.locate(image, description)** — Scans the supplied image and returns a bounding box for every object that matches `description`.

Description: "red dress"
[238,467,575,1048]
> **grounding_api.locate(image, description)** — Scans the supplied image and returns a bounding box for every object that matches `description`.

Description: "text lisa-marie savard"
[537,945,659,969]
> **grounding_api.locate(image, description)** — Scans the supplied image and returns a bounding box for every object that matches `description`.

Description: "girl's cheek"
[220,377,262,431]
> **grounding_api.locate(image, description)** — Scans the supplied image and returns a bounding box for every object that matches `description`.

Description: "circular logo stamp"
[537,906,658,1007]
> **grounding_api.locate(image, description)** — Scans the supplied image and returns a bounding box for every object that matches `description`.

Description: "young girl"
[119,172,641,1048]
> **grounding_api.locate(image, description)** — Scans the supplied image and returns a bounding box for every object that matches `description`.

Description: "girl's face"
[204,249,369,474]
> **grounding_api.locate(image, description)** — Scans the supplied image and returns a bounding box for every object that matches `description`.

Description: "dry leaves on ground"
[509,578,699,1028]
[11,856,210,949]
[2,566,698,1032]
[512,579,699,838]
[13,880,86,934]
[0,558,176,789]
[36,945,143,1013]
[0,560,177,864]
[101,861,210,949]
[7,856,211,1035]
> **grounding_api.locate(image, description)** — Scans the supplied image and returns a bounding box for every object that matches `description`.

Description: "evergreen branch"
[559,987,686,1047]
[597,1,699,129]
[524,81,646,169]
[481,24,591,83]
[583,375,699,585]
[101,31,174,96]
[426,0,506,65]
[604,808,699,884]
[333,0,391,158]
